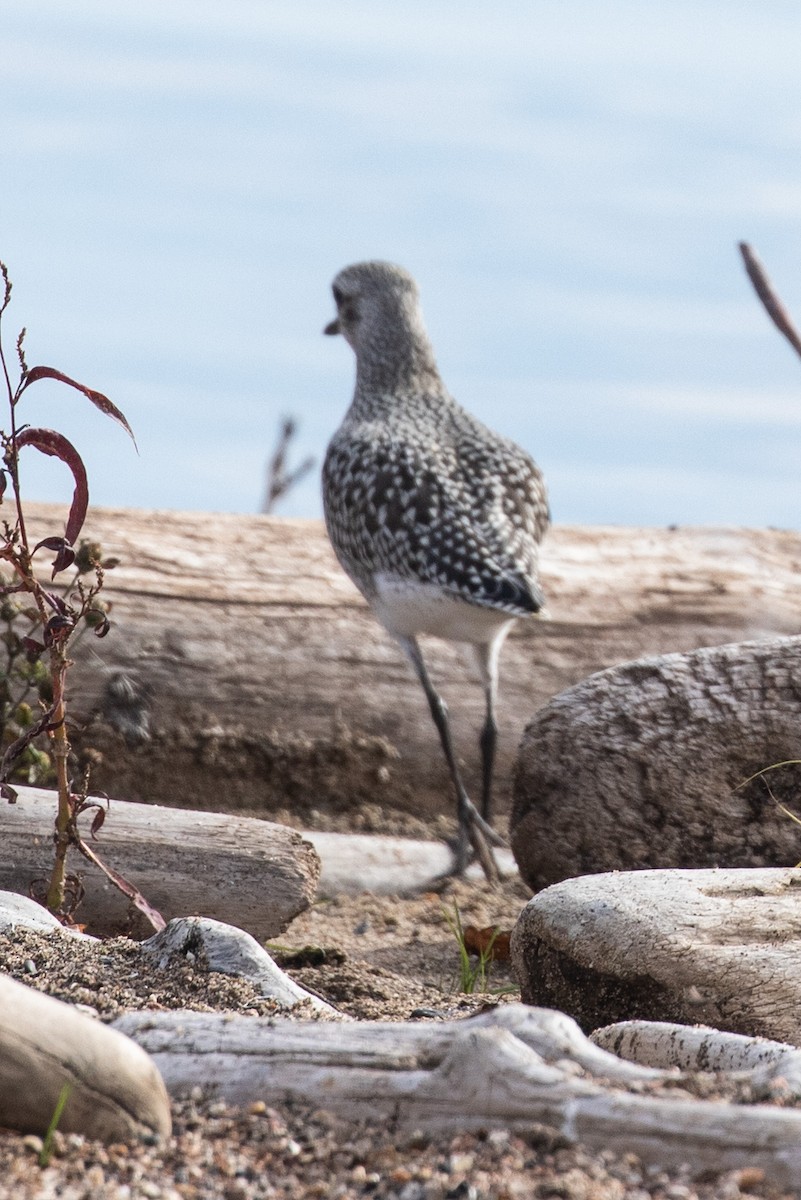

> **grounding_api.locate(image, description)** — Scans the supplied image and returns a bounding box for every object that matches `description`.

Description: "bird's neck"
[354,329,445,400]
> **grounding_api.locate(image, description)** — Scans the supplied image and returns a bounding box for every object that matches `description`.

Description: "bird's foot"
[443,800,508,886]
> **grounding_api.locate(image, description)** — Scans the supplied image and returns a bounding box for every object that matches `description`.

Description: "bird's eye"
[332,284,345,305]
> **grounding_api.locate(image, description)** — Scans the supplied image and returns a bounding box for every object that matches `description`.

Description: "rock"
[0,973,171,1142]
[510,867,801,1043]
[0,891,91,937]
[511,636,801,891]
[141,917,340,1014]
[0,786,320,939]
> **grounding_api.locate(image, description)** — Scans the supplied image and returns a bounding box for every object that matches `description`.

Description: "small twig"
[739,242,801,361]
[261,417,315,514]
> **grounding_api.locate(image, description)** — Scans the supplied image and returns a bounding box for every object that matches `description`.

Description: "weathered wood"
[114,1002,801,1185]
[511,636,801,890]
[593,1021,801,1099]
[0,973,171,1142]
[141,917,340,1014]
[16,503,801,825]
[1,786,319,939]
[304,831,517,894]
[510,867,801,1044]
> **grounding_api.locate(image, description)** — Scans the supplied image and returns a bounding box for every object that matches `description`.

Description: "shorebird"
[322,261,549,880]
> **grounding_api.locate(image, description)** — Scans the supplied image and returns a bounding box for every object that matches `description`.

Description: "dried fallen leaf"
[462,925,511,961]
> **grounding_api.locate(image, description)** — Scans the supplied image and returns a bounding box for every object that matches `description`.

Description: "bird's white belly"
[372,574,515,644]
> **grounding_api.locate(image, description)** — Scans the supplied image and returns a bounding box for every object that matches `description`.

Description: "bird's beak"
[324,317,340,336]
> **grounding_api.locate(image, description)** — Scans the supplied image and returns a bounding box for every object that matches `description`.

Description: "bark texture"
[115,1002,801,1186]
[511,636,801,891]
[592,1020,801,1098]
[17,504,801,829]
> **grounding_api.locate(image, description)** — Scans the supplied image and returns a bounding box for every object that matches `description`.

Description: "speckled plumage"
[321,260,550,879]
[322,261,549,627]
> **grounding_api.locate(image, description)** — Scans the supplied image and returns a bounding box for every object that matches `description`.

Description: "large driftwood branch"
[15,504,801,827]
[0,786,319,939]
[115,1002,801,1185]
[511,637,801,890]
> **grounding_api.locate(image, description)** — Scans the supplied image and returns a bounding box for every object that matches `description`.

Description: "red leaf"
[17,366,137,447]
[15,427,88,546]
[89,804,107,838]
[33,536,76,577]
[43,613,74,646]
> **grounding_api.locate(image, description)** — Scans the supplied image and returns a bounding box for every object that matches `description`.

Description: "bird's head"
[324,261,424,355]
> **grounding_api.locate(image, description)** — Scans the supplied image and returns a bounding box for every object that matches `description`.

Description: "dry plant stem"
[739,241,801,360]
[45,659,70,914]
[0,259,157,927]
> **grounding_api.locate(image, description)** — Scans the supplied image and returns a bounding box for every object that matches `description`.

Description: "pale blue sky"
[2,1,800,527]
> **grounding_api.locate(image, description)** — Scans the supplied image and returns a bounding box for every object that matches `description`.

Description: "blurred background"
[2,1,800,527]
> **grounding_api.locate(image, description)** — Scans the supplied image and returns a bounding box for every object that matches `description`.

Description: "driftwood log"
[510,867,801,1043]
[141,916,339,1014]
[593,1020,801,1099]
[511,636,801,890]
[1,787,319,939]
[15,504,801,828]
[115,1002,801,1185]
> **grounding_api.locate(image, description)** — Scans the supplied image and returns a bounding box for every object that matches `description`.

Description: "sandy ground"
[0,867,799,1200]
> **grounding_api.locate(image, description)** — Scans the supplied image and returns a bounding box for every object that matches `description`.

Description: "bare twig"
[739,242,801,361]
[261,418,315,514]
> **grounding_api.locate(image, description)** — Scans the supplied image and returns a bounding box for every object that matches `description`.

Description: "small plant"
[0,261,163,931]
[38,1082,72,1167]
[0,538,119,787]
[443,902,500,994]
[736,760,801,865]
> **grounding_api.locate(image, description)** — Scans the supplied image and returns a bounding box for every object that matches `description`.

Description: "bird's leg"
[473,630,510,824]
[478,708,498,825]
[398,636,505,883]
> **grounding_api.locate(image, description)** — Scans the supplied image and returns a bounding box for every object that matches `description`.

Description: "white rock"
[0,890,92,937]
[511,867,801,1045]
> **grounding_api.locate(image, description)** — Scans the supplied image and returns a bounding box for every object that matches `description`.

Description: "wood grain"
[15,503,801,826]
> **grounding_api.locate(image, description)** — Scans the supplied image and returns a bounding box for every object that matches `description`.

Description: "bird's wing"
[323,426,548,616]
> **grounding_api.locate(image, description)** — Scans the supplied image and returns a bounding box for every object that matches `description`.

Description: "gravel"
[0,875,798,1199]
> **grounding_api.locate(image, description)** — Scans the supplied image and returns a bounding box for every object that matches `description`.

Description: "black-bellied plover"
[322,261,549,880]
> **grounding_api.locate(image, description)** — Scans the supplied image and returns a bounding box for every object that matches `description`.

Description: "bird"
[322,261,549,881]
